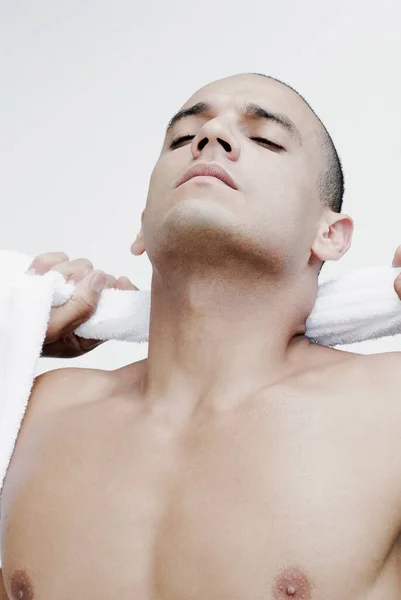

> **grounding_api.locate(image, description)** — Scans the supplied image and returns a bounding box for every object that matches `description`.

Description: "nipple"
[272,567,312,600]
[10,569,35,600]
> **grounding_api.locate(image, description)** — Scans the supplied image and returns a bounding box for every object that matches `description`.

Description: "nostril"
[217,138,231,152]
[198,138,208,151]
[197,137,232,153]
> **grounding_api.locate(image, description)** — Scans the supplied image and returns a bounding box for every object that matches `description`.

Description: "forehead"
[180,74,318,138]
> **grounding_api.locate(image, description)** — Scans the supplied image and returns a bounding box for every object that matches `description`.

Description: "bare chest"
[1,390,400,600]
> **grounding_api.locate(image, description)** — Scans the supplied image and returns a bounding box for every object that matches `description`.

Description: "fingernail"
[90,272,106,292]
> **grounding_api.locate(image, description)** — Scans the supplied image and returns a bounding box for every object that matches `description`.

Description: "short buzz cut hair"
[250,73,344,215]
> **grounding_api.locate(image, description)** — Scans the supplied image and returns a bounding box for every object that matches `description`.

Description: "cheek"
[266,157,316,218]
[144,157,181,231]
[246,154,292,196]
[246,160,313,237]
[152,153,182,186]
[146,155,184,211]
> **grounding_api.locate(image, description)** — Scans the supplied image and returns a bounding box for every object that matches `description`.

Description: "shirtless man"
[2,72,401,599]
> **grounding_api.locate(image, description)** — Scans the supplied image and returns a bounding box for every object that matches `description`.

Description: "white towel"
[1,250,401,512]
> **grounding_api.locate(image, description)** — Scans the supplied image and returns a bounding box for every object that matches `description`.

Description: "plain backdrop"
[1,0,401,376]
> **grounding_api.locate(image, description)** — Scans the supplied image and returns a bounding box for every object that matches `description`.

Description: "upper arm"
[5,367,89,479]
[0,369,82,519]
[0,368,112,597]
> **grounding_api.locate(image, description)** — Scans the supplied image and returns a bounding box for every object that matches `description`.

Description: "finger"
[51,258,94,274]
[84,273,117,289]
[62,265,116,288]
[49,258,94,282]
[392,245,401,267]
[104,273,118,288]
[29,252,69,274]
[45,270,107,343]
[115,276,139,291]
[50,262,116,289]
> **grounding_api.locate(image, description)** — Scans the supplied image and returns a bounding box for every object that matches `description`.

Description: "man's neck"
[140,264,318,418]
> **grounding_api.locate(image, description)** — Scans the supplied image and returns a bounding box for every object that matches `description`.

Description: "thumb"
[88,271,108,294]
[71,270,107,321]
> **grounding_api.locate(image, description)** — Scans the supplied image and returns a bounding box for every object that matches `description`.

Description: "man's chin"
[157,205,251,267]
[164,196,238,231]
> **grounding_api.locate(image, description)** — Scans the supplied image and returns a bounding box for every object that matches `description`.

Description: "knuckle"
[71,258,94,270]
[77,295,98,314]
[68,267,91,283]
[67,293,97,318]
[50,259,94,283]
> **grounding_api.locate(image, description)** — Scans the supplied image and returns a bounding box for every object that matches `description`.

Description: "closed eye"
[250,137,284,151]
[169,135,195,149]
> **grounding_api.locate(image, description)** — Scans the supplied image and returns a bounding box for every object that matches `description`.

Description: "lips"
[176,163,238,190]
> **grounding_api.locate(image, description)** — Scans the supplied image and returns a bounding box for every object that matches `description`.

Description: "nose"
[191,117,241,162]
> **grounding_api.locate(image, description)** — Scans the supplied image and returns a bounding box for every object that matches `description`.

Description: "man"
[1,72,401,599]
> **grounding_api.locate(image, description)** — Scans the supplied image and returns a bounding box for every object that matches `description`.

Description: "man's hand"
[28,252,138,359]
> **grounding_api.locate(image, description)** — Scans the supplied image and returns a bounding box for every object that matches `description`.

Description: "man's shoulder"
[30,367,114,412]
[344,349,401,374]
[299,345,401,390]
[357,350,401,385]
[321,348,401,400]
[25,366,118,430]
[29,360,145,417]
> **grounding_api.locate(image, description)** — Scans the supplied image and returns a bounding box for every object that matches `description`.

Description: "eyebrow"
[166,101,302,143]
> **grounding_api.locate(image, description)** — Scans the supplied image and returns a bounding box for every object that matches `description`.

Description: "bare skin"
[2,72,401,598]
[2,346,401,599]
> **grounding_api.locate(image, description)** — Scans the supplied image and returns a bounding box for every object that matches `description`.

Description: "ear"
[311,211,354,263]
[130,210,146,256]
